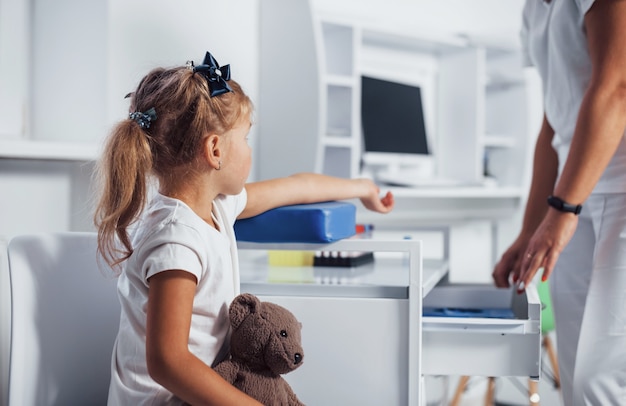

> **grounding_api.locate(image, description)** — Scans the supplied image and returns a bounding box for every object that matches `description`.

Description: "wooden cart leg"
[484,377,496,406]
[449,376,470,406]
[543,334,561,389]
[528,379,540,405]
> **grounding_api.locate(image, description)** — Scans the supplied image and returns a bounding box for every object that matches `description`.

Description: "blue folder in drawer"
[422,307,516,319]
[234,201,356,243]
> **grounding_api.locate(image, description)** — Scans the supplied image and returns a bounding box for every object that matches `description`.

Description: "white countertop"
[238,234,448,299]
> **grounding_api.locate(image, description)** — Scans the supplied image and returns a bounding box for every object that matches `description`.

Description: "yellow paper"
[268,250,314,267]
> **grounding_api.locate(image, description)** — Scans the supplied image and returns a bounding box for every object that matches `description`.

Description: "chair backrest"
[5,232,120,406]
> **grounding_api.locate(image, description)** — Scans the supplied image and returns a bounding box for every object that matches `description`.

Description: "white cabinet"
[238,233,541,405]
[422,284,541,378]
[341,27,535,189]
[259,0,539,192]
[436,46,539,189]
[259,4,362,180]
[258,0,541,282]
[483,50,540,188]
[239,235,430,405]
[311,18,361,179]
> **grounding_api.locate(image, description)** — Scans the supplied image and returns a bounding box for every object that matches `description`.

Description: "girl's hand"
[358,179,394,213]
[515,210,578,292]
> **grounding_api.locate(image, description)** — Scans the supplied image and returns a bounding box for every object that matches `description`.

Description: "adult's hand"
[492,234,532,288]
[516,210,578,292]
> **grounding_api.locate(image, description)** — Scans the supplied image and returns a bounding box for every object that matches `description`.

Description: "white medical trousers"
[551,193,626,406]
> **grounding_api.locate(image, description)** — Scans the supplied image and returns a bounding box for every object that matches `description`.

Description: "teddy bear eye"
[280,330,288,337]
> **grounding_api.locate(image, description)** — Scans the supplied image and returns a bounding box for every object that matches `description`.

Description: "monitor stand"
[377,172,467,187]
[375,165,480,188]
[372,162,434,187]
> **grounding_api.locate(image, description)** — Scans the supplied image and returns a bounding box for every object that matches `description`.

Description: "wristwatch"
[547,195,582,215]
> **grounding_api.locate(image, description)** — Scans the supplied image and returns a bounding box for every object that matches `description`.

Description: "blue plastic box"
[234,201,356,243]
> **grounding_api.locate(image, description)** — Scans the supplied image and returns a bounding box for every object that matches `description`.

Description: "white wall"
[106,0,260,135]
[0,0,260,240]
[0,0,30,139]
[312,0,524,49]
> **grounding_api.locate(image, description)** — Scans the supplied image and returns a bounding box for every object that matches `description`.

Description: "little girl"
[94,51,394,405]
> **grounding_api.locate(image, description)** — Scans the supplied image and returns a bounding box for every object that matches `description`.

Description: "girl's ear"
[202,133,222,170]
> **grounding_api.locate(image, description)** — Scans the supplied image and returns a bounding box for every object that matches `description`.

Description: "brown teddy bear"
[214,293,305,406]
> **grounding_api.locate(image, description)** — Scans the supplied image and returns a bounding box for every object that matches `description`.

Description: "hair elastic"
[129,107,157,129]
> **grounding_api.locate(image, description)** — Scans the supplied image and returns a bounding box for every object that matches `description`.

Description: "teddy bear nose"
[294,353,303,364]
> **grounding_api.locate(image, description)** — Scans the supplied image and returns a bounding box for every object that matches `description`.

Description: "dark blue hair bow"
[129,107,157,129]
[192,52,232,97]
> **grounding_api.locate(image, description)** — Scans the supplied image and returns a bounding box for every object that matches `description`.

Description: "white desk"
[238,233,540,405]
[353,186,525,283]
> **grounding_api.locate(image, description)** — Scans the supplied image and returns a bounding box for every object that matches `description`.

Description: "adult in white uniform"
[493,1,626,405]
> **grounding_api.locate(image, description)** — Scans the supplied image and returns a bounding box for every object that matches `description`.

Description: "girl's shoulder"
[131,195,212,249]
[214,189,248,223]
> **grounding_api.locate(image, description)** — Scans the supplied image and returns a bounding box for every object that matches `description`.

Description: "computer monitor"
[360,75,434,182]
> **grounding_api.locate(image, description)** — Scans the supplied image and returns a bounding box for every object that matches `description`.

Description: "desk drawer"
[422,284,541,378]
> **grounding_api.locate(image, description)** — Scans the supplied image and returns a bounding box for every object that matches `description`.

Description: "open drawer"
[421,284,541,379]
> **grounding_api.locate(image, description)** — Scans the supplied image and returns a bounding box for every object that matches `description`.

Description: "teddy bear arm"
[213,360,240,384]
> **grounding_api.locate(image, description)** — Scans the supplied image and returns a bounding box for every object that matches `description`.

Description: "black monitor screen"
[361,76,429,155]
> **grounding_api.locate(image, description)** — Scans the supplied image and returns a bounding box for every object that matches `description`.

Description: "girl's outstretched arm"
[239,173,394,219]
[146,270,263,406]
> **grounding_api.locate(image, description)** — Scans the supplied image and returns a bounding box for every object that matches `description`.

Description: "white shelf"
[361,26,468,55]
[355,186,524,226]
[321,136,354,147]
[385,185,523,199]
[238,234,448,299]
[239,255,448,299]
[485,75,525,91]
[483,135,516,148]
[324,74,355,87]
[0,139,100,161]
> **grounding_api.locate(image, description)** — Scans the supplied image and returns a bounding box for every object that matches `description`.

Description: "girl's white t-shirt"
[521,0,626,193]
[108,190,247,406]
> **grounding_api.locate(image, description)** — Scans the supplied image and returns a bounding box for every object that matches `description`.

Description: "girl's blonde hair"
[94,64,252,270]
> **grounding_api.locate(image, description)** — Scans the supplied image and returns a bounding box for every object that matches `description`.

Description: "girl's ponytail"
[94,117,153,270]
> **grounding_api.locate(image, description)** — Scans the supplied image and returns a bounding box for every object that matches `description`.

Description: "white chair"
[5,232,120,406]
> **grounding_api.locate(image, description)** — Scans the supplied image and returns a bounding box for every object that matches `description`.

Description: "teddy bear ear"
[229,293,261,330]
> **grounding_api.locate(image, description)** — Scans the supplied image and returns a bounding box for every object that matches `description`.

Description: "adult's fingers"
[492,262,512,288]
[541,249,560,282]
[517,250,545,293]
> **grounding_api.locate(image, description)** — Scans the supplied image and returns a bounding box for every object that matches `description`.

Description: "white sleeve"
[216,188,248,225]
[234,187,247,219]
[140,223,204,282]
[575,0,596,15]
[143,242,203,282]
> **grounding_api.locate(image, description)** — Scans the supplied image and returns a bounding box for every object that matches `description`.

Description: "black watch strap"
[547,195,582,215]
